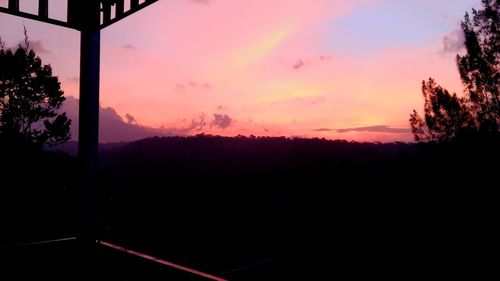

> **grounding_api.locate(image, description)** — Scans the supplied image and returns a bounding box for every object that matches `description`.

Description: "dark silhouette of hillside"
[0,142,78,244]
[96,135,496,279]
[1,135,497,279]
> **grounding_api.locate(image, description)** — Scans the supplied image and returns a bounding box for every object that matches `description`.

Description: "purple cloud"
[319,55,332,61]
[211,114,232,129]
[123,44,138,50]
[188,114,207,131]
[292,55,332,70]
[176,81,213,90]
[313,126,411,134]
[203,82,212,89]
[66,77,79,83]
[125,113,137,124]
[442,28,465,54]
[61,96,173,143]
[336,126,411,134]
[293,60,305,70]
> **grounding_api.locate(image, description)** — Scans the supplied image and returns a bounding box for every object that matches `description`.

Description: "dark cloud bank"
[61,96,233,143]
[314,125,411,134]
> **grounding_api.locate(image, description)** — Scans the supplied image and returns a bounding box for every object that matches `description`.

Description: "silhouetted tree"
[0,36,71,148]
[410,0,499,142]
[457,0,499,132]
[410,79,472,142]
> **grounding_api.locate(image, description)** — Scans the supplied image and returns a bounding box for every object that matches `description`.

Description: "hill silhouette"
[96,135,496,279]
[2,135,496,279]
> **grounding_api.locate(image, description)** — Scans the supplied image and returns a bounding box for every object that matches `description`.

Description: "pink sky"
[0,0,480,142]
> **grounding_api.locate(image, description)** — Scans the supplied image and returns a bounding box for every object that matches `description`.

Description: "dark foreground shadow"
[1,135,497,280]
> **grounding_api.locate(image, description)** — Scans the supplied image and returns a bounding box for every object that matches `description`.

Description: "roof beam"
[1,0,159,31]
[0,6,76,29]
[100,0,158,30]
[38,0,48,18]
[8,0,19,12]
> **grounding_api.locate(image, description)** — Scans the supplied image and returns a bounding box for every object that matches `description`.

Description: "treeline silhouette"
[0,140,78,244]
[1,135,497,279]
[97,135,496,279]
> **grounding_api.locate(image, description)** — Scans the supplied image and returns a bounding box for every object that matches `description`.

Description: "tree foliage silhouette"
[0,35,71,147]
[410,0,499,142]
[410,79,472,142]
[458,0,499,132]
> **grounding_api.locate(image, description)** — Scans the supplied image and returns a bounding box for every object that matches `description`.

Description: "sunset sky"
[0,0,480,142]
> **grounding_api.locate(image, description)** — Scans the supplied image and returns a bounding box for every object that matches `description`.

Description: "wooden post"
[103,3,112,24]
[131,0,140,9]
[77,1,101,277]
[38,0,48,18]
[8,0,19,12]
[116,0,125,16]
[67,0,82,28]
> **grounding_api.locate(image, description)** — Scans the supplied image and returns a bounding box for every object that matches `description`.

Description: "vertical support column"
[78,26,100,253]
[131,0,139,9]
[38,0,48,18]
[116,0,125,17]
[77,1,101,277]
[68,0,82,29]
[103,3,111,24]
[8,0,19,11]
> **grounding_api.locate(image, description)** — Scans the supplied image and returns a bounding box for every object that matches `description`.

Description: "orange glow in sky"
[0,0,480,142]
